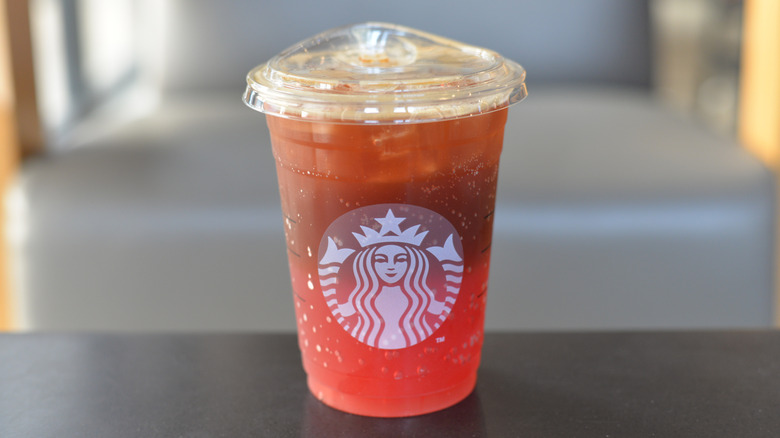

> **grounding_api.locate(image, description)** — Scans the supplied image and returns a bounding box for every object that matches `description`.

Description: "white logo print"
[318,205,463,350]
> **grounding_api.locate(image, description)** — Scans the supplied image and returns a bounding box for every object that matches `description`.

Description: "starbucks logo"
[318,204,463,350]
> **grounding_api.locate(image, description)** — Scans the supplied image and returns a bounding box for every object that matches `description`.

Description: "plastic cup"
[244,22,526,417]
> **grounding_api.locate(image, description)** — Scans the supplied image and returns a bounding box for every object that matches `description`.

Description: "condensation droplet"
[417,366,428,375]
[316,344,322,352]
[358,358,366,366]
[307,246,312,257]
[312,326,317,334]
[303,313,308,322]
[393,371,403,380]
[381,366,389,374]
[326,316,332,323]
[307,280,314,290]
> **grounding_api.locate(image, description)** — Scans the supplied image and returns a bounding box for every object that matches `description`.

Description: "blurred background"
[0,0,776,332]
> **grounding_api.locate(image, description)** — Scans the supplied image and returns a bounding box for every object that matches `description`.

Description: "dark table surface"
[1,331,779,437]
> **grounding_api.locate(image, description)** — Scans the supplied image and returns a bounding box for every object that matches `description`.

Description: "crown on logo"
[352,209,428,248]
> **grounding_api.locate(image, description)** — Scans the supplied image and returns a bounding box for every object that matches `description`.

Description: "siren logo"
[318,204,464,350]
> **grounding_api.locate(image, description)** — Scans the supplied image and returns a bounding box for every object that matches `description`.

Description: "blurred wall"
[652,0,743,135]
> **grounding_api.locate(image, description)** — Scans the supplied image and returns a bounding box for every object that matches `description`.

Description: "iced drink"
[244,22,526,417]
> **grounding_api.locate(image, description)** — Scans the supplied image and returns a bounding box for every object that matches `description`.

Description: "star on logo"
[375,209,404,237]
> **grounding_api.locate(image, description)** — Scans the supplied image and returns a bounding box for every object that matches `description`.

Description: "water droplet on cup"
[393,371,404,380]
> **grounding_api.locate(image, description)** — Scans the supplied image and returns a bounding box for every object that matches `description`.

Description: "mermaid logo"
[318,205,464,350]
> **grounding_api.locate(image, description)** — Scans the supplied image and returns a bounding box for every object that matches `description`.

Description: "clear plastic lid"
[243,22,527,124]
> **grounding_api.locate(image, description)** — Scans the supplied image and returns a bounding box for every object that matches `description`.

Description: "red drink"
[268,110,507,416]
[244,22,526,417]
